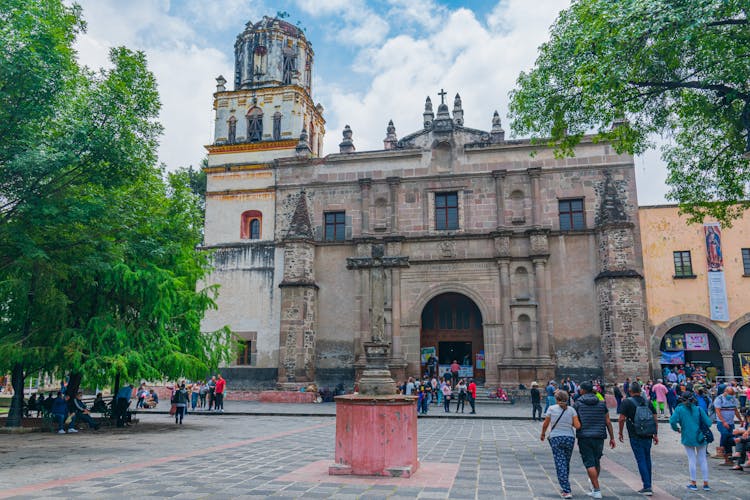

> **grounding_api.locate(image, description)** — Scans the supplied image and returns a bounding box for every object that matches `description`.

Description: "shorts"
[578,437,605,469]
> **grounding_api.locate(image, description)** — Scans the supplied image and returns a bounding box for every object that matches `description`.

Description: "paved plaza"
[1,408,749,499]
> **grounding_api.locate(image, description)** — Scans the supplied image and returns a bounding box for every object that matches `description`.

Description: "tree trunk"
[65,372,83,412]
[5,363,25,427]
[111,372,121,421]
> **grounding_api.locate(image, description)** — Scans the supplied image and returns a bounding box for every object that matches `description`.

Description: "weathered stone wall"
[199,243,283,370]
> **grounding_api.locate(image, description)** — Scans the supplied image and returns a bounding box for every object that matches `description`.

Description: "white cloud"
[75,0,233,169]
[294,0,389,47]
[182,0,262,31]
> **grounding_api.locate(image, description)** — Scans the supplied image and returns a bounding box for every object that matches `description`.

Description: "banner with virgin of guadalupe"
[704,223,729,321]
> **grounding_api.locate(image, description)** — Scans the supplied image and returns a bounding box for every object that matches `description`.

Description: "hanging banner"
[704,223,729,321]
[663,332,685,351]
[684,333,710,351]
[476,350,485,369]
[659,350,685,365]
[420,346,436,364]
[739,353,750,385]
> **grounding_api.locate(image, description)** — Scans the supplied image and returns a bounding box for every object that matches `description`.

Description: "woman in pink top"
[652,379,668,416]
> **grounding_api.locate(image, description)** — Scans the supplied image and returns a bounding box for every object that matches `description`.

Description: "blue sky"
[73,0,668,205]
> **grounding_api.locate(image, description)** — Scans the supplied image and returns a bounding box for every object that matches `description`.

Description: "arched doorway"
[420,293,484,382]
[732,323,750,379]
[659,323,723,378]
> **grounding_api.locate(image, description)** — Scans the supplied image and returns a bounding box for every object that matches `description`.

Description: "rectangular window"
[236,340,252,365]
[435,192,459,230]
[559,199,585,230]
[324,211,346,241]
[742,248,750,275]
[673,250,694,277]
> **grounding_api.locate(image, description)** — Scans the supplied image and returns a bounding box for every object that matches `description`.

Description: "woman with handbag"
[669,392,712,491]
[541,390,581,499]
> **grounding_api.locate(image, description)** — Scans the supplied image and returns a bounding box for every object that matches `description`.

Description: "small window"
[559,199,585,230]
[282,53,295,85]
[742,248,750,275]
[236,340,253,365]
[240,210,262,239]
[324,212,346,241]
[272,112,282,140]
[247,108,263,142]
[435,192,458,230]
[227,116,237,143]
[673,250,694,278]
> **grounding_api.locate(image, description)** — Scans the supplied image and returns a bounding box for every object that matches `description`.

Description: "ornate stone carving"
[439,240,456,258]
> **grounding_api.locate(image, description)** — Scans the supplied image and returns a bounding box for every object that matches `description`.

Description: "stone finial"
[452,93,464,126]
[216,75,227,92]
[316,103,324,114]
[286,191,314,239]
[491,110,505,143]
[423,96,434,129]
[383,120,398,150]
[339,124,355,153]
[295,126,311,157]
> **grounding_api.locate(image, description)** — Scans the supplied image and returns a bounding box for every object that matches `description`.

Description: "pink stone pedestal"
[329,394,419,478]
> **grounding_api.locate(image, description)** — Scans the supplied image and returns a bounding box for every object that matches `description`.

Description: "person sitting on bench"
[72,392,100,430]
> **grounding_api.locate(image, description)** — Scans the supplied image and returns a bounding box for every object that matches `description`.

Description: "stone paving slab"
[0,413,748,499]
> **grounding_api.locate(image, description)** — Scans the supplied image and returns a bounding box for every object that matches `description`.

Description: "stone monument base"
[329,394,419,478]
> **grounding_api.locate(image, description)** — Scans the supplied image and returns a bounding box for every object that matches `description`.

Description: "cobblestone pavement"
[1,413,749,499]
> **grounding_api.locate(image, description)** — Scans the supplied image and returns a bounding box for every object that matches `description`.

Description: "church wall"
[312,245,359,386]
[200,244,283,377]
[204,192,275,246]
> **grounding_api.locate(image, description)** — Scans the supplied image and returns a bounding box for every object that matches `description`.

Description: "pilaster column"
[499,259,513,359]
[492,169,507,228]
[534,258,550,358]
[721,349,735,378]
[387,176,401,234]
[528,167,542,226]
[359,178,372,235]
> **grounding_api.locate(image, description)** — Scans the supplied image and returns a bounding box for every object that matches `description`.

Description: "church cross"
[438,88,447,105]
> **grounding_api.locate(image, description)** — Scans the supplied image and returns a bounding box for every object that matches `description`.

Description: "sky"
[73,0,668,205]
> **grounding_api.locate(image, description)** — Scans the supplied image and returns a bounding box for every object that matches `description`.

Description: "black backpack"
[630,397,657,437]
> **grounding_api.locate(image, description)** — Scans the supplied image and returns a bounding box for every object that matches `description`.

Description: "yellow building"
[639,205,750,378]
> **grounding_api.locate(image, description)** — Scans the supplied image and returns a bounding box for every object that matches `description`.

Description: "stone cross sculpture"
[346,244,409,395]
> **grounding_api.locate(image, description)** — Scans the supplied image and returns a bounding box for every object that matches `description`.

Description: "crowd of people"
[535,370,750,498]
[398,360,479,415]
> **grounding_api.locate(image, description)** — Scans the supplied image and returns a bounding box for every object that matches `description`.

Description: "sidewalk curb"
[133,410,536,421]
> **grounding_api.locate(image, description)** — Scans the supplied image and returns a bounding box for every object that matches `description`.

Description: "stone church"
[200,16,651,389]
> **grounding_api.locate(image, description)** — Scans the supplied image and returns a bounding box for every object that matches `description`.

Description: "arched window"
[246,108,263,142]
[227,116,237,143]
[272,112,282,140]
[517,314,532,350]
[253,46,267,76]
[240,210,262,239]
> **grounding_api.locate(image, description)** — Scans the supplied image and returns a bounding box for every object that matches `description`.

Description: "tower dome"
[234,16,313,92]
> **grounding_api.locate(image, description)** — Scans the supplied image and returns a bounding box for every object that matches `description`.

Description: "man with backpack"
[618,382,658,496]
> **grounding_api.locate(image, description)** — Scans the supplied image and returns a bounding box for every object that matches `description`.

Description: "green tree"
[508,0,750,223]
[0,0,230,426]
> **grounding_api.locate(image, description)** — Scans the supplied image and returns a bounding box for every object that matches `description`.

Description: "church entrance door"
[420,293,484,383]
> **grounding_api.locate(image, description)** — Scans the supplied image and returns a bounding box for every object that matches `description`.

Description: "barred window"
[673,251,694,278]
[559,199,585,230]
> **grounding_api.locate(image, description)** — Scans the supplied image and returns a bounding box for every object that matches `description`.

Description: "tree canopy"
[0,0,229,425]
[508,0,750,223]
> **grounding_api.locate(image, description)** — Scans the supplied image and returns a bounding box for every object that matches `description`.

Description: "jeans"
[629,437,653,489]
[421,394,431,414]
[214,392,223,411]
[544,395,555,413]
[468,394,476,413]
[532,403,542,421]
[174,405,186,423]
[456,394,465,412]
[191,392,198,410]
[718,422,735,454]
[684,445,708,482]
[53,413,67,431]
[73,412,98,429]
[444,395,451,412]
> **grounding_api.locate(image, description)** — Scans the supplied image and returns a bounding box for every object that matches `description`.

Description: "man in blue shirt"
[115,383,133,428]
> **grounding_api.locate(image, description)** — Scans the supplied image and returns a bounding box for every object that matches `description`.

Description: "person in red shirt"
[214,373,226,413]
[450,360,460,386]
[467,379,477,414]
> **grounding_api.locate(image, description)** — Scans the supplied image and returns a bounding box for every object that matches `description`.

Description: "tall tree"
[0,1,230,426]
[508,0,750,223]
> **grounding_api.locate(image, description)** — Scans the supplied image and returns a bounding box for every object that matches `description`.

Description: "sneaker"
[58,429,66,434]
[67,428,78,433]
[587,490,602,499]
[686,484,697,491]
[561,493,573,499]
[638,488,652,496]
[702,485,711,491]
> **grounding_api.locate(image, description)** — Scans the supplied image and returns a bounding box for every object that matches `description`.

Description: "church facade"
[200,16,652,389]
